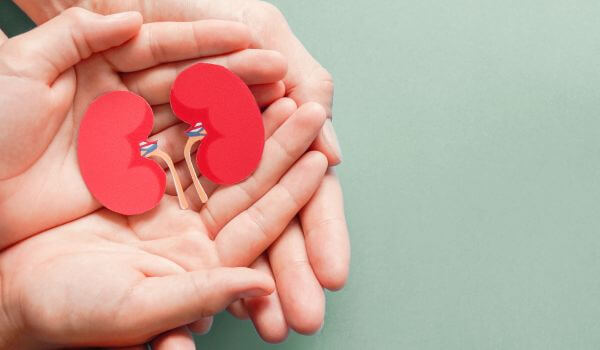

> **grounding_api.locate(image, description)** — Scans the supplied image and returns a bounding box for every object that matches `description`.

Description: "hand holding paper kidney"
[78,64,265,214]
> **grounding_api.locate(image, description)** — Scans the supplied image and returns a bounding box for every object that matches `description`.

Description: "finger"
[201,102,325,237]
[183,98,297,211]
[188,316,214,335]
[148,123,188,164]
[122,49,287,105]
[262,98,297,138]
[104,20,251,72]
[216,151,328,267]
[300,168,350,290]
[311,118,343,166]
[269,219,324,334]
[123,267,274,335]
[227,300,249,320]
[243,255,288,343]
[152,327,195,350]
[151,104,182,135]
[0,8,141,83]
[250,81,286,108]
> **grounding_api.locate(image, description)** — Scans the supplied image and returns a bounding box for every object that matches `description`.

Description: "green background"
[3,0,600,348]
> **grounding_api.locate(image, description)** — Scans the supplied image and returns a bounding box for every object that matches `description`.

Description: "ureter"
[184,137,208,203]
[149,149,189,210]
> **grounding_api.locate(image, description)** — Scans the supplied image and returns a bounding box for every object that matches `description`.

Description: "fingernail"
[322,119,342,163]
[241,288,270,298]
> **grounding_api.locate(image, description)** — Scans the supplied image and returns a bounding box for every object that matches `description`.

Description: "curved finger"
[215,151,328,267]
[201,102,325,236]
[250,81,286,108]
[299,168,350,290]
[227,300,249,320]
[151,327,195,350]
[188,316,214,335]
[104,20,251,72]
[0,8,141,83]
[311,118,343,166]
[121,267,274,336]
[269,219,324,334]
[122,49,287,105]
[244,255,289,343]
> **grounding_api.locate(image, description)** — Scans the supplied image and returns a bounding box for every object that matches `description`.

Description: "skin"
[0,149,328,349]
[0,7,329,348]
[0,9,288,245]
[28,1,351,343]
[9,0,352,345]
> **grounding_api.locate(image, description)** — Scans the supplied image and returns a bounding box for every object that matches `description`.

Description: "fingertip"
[188,316,214,335]
[277,96,298,112]
[267,50,288,78]
[251,81,286,108]
[297,102,327,131]
[256,50,287,80]
[244,295,289,343]
[256,319,289,343]
[151,327,195,350]
[285,290,325,335]
[318,260,350,291]
[306,151,329,175]
[237,268,276,297]
[227,300,250,319]
[305,219,350,291]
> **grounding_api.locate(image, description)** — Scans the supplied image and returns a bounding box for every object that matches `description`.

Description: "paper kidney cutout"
[170,63,264,184]
[78,91,165,215]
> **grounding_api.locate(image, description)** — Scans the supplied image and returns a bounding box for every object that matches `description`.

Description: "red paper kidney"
[170,63,264,184]
[78,91,165,215]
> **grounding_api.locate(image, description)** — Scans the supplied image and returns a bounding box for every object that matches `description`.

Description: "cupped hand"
[0,142,327,348]
[17,1,353,341]
[0,8,287,248]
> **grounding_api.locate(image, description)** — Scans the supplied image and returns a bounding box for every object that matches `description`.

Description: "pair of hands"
[0,1,348,348]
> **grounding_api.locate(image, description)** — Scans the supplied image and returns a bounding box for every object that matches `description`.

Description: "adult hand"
[18,0,350,341]
[0,8,287,248]
[0,143,327,348]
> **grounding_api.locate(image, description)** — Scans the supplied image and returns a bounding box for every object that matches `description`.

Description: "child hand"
[0,8,287,247]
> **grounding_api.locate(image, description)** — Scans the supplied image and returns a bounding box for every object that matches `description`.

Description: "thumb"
[123,267,274,335]
[0,7,142,83]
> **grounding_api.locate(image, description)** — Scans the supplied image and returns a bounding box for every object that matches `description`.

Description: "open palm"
[0,155,326,349]
[0,8,288,247]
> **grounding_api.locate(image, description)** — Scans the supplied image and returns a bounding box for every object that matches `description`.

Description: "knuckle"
[245,206,269,240]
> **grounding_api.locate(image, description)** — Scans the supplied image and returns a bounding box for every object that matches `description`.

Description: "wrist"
[13,0,78,24]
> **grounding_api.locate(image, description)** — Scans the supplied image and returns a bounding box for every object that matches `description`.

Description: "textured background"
[3,0,600,348]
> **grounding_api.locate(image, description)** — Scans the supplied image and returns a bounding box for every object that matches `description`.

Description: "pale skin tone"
[3,0,350,346]
[0,151,328,349]
[15,0,350,343]
[0,10,331,349]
